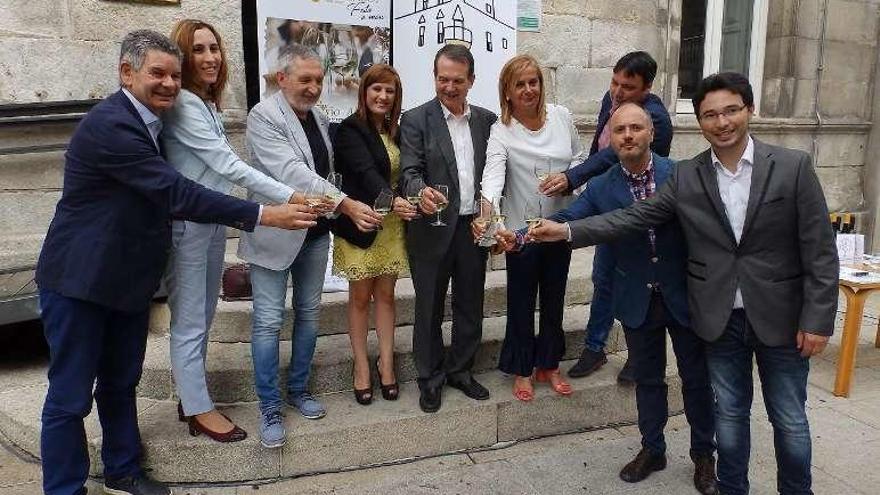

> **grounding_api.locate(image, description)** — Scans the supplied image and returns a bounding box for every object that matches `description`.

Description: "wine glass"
[305,178,326,210]
[491,195,506,228]
[524,197,543,231]
[534,156,552,190]
[373,189,394,231]
[326,172,343,200]
[431,184,449,227]
[474,192,494,246]
[406,188,422,219]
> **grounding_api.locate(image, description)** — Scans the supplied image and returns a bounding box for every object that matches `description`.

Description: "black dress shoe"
[447,376,490,400]
[692,453,720,495]
[619,448,667,483]
[617,358,636,384]
[419,386,442,413]
[104,473,172,495]
[568,348,608,378]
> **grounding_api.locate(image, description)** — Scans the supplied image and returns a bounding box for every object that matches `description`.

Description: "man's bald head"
[610,101,653,130]
[609,102,655,172]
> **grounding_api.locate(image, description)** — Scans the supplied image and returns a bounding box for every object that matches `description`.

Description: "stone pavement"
[2,293,880,494]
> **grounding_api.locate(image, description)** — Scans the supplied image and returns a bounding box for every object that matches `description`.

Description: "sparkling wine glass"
[431,184,449,227]
[305,178,326,210]
[325,172,343,201]
[406,189,422,219]
[534,156,552,188]
[474,192,494,246]
[524,197,543,231]
[373,188,394,230]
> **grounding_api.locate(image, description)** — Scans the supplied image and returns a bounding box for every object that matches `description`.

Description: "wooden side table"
[835,277,880,397]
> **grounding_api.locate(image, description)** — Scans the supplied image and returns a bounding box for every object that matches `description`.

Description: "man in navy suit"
[540,103,717,494]
[542,51,674,382]
[35,30,315,495]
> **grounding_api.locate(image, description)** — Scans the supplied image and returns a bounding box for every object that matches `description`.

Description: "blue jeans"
[707,309,812,495]
[584,244,614,352]
[250,234,329,415]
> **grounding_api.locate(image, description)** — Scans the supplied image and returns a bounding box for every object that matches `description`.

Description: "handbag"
[221,263,252,301]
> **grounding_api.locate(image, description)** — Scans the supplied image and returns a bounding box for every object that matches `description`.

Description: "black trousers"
[409,216,488,390]
[623,293,716,456]
[498,240,572,377]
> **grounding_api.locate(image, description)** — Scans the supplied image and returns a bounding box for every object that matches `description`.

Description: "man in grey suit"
[239,44,381,448]
[400,44,497,413]
[529,72,838,494]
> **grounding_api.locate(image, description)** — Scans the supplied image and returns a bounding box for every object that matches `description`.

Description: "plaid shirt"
[621,159,657,253]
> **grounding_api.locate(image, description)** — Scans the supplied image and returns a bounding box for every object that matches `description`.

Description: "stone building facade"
[1,0,878,271]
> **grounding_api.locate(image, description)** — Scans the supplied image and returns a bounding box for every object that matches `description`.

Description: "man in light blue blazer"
[238,44,381,448]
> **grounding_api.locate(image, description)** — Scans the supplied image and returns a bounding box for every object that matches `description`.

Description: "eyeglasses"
[699,105,748,122]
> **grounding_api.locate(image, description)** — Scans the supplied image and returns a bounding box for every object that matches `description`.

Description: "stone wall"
[0,0,876,261]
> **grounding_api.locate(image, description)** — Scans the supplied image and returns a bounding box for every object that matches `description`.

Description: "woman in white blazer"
[162,19,313,442]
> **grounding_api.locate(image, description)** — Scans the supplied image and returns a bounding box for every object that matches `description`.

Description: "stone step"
[139,304,627,402]
[0,355,683,484]
[147,248,597,341]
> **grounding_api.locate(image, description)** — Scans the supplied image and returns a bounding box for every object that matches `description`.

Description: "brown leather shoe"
[619,448,666,483]
[692,453,720,495]
[188,412,248,443]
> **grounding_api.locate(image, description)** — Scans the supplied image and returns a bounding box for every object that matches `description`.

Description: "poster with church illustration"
[392,0,516,113]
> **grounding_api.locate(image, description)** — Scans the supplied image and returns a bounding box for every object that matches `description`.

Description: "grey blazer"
[237,91,340,271]
[568,139,839,346]
[399,98,497,260]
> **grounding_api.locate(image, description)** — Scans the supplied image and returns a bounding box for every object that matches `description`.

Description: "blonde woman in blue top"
[162,19,315,442]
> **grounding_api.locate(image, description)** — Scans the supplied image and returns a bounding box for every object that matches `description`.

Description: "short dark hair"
[691,72,754,118]
[613,51,657,86]
[433,44,475,78]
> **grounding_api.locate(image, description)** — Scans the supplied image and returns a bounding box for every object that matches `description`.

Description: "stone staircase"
[0,247,685,484]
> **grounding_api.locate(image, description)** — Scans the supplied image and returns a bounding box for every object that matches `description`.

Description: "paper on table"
[840,265,880,284]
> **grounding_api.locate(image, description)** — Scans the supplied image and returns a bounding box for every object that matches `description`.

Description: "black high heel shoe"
[376,358,399,401]
[177,401,187,422]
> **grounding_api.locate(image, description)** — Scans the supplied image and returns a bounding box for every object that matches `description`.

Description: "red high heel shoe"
[535,368,573,396]
[512,375,534,402]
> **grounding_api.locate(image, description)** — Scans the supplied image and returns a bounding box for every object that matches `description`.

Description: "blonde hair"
[498,55,546,126]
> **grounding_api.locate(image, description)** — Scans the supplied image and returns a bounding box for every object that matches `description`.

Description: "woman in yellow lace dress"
[332,64,417,405]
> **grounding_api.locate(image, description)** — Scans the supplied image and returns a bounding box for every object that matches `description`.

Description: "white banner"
[391,0,517,113]
[255,0,392,122]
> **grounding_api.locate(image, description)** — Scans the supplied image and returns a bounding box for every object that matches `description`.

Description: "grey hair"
[119,29,182,71]
[276,44,321,75]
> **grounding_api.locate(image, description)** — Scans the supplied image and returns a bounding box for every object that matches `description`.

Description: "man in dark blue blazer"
[546,103,717,494]
[541,51,674,382]
[35,30,315,495]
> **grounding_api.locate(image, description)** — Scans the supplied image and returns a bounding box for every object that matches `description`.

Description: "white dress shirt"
[441,101,477,215]
[712,135,755,309]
